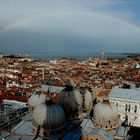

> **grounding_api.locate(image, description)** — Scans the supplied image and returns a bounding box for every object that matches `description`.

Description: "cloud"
[0,0,139,23]
[0,16,35,32]
[0,0,140,54]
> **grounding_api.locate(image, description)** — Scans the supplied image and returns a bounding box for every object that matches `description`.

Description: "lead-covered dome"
[57,79,83,119]
[93,99,118,130]
[32,100,66,137]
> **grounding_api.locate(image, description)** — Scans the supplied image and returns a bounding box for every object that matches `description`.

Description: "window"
[125,104,128,111]
[116,103,118,107]
[134,105,137,113]
[128,105,131,112]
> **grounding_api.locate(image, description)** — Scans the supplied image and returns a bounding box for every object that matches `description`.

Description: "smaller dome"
[32,100,66,137]
[93,100,118,130]
[28,93,46,109]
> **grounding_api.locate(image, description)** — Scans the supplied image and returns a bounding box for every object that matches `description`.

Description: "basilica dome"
[57,79,83,119]
[32,100,66,137]
[93,99,118,130]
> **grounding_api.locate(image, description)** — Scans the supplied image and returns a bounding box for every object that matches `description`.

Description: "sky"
[0,0,140,55]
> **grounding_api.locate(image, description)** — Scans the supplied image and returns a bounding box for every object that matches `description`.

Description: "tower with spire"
[100,49,104,59]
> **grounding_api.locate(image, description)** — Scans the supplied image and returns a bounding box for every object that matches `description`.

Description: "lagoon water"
[28,52,130,60]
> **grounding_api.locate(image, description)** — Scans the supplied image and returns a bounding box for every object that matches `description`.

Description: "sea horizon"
[1,51,140,60]
[23,52,139,60]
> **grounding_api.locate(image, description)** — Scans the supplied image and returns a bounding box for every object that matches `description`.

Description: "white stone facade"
[109,87,140,128]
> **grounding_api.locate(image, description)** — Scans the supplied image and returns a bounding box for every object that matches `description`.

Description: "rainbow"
[0,11,140,33]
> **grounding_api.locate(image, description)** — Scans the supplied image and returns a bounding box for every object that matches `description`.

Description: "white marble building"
[109,87,140,127]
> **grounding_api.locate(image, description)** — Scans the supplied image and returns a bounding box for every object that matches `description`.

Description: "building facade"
[109,87,140,127]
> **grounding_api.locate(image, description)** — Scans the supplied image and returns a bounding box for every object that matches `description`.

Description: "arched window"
[125,104,128,111]
[134,105,137,113]
[128,105,131,112]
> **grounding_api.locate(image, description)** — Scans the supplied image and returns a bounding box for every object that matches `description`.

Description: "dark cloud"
[0,0,140,54]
